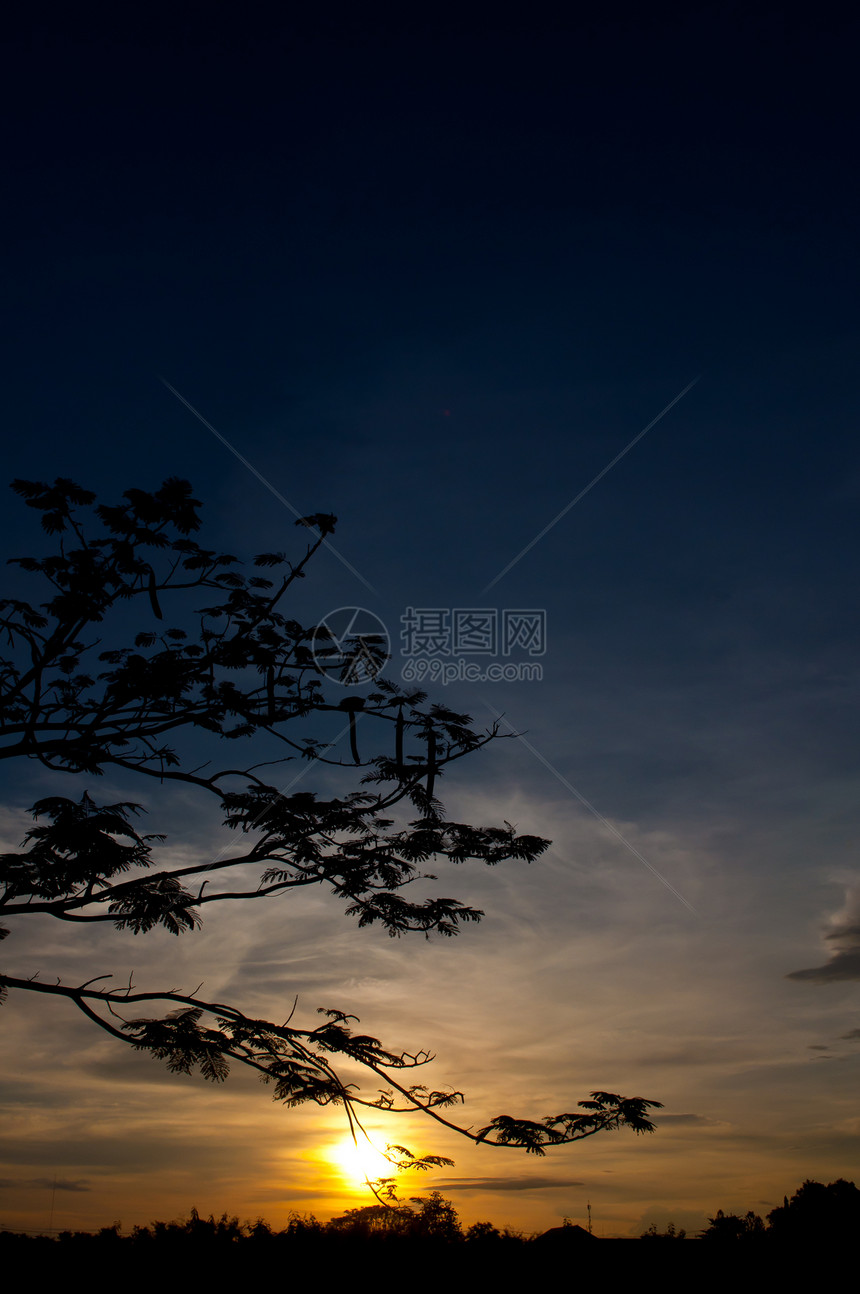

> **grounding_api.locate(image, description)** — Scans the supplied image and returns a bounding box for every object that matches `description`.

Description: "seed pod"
[395,705,404,773]
[426,727,437,802]
[147,567,163,620]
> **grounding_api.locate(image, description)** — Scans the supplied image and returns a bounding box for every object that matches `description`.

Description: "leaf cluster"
[476,1092,662,1155]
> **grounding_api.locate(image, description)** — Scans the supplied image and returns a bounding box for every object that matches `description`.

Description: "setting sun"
[330,1136,396,1186]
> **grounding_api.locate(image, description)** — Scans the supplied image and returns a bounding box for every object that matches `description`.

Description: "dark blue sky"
[4,9,857,615]
[2,6,860,1236]
[5,7,857,808]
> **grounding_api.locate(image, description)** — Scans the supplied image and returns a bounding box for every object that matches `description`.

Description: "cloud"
[653,1113,721,1126]
[788,883,860,983]
[432,1176,586,1193]
[0,1177,90,1192]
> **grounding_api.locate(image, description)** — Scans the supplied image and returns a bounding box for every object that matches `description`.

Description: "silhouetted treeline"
[3,1179,858,1264]
[0,1197,540,1279]
[700,1178,860,1242]
[1,1195,523,1250]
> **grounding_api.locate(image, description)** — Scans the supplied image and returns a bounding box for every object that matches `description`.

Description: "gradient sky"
[2,7,859,1238]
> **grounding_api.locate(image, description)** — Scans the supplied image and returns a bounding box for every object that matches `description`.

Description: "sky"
[1,5,860,1238]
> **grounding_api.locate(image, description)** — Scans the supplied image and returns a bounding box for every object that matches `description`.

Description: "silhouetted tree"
[465,1220,502,1242]
[328,1192,463,1242]
[409,1191,462,1241]
[766,1179,860,1240]
[327,1202,415,1237]
[700,1210,764,1241]
[0,477,660,1167]
[282,1211,324,1238]
[641,1221,686,1239]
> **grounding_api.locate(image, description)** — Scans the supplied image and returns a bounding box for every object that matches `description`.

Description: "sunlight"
[330,1135,393,1186]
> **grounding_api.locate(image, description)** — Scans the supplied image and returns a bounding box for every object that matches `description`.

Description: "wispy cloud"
[434,1176,586,1193]
[787,882,860,983]
[653,1114,721,1127]
[484,704,698,915]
